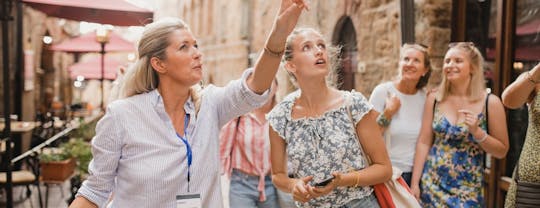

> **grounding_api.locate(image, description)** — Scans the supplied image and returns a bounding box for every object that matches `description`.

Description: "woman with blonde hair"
[369,43,431,186]
[267,28,392,207]
[69,1,309,207]
[410,42,509,207]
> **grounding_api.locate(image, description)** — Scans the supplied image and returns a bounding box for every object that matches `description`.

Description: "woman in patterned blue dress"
[410,42,509,207]
[267,28,392,208]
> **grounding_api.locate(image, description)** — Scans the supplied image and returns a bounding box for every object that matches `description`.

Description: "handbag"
[515,165,540,207]
[346,94,421,208]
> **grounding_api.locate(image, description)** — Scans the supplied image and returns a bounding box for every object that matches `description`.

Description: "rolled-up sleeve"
[76,104,124,207]
[209,68,270,127]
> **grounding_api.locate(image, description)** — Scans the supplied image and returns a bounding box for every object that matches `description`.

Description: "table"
[0,121,39,170]
[0,121,39,133]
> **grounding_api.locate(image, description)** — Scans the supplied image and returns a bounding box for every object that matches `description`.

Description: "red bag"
[372,167,421,208]
[345,95,420,208]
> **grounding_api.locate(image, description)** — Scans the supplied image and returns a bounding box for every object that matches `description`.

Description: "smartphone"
[313,176,335,187]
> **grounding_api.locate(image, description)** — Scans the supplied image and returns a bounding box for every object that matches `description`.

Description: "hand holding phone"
[313,176,335,187]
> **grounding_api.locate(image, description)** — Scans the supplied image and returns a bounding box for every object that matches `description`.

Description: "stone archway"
[332,16,357,91]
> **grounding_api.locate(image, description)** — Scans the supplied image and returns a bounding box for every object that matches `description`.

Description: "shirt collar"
[151,89,196,115]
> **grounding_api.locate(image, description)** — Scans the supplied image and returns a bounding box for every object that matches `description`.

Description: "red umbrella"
[50,31,135,53]
[69,56,125,80]
[22,0,153,26]
[51,31,134,110]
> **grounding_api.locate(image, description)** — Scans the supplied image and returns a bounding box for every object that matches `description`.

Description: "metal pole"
[100,42,105,110]
[1,0,14,206]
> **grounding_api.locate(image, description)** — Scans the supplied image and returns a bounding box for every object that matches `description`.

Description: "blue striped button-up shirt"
[77,69,269,208]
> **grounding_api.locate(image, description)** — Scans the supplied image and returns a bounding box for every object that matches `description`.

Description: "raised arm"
[502,63,540,109]
[369,84,401,134]
[247,0,308,93]
[410,94,436,199]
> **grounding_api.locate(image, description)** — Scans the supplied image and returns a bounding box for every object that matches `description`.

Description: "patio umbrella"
[51,31,134,110]
[50,31,135,53]
[69,56,125,80]
[22,0,153,26]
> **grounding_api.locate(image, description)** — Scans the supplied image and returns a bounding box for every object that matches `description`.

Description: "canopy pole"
[1,0,14,207]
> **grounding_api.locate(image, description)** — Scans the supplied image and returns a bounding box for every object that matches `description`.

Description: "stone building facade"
[165,0,452,98]
[0,5,77,121]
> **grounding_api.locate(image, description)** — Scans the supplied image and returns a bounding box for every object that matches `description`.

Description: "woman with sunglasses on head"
[267,28,392,208]
[69,1,309,208]
[410,42,509,207]
[369,43,431,186]
[501,63,540,208]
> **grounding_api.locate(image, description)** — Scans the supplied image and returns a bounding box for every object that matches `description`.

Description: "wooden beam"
[451,0,467,41]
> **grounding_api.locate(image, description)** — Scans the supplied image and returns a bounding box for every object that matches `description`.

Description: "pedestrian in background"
[369,43,431,186]
[69,1,309,207]
[267,28,392,208]
[219,79,280,208]
[410,42,509,207]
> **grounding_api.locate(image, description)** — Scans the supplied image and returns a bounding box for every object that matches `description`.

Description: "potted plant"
[39,145,76,181]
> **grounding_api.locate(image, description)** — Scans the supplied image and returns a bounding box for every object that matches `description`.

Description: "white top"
[369,82,426,172]
[267,90,374,208]
[76,69,269,208]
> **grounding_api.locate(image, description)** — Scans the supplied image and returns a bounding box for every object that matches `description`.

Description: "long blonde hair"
[118,17,201,112]
[436,42,485,102]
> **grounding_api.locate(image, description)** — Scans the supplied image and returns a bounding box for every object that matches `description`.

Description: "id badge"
[176,194,201,208]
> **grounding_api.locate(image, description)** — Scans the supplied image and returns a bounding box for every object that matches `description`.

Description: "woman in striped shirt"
[220,80,283,207]
[69,1,309,207]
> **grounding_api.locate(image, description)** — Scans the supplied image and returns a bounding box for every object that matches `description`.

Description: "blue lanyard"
[176,114,192,192]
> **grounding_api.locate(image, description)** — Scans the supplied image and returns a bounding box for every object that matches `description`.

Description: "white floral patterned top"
[267,90,375,208]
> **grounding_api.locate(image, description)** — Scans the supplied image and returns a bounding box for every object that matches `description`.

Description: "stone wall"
[170,0,452,98]
[415,0,452,89]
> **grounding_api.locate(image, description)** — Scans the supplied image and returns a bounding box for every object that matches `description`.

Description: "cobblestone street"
[1,182,71,208]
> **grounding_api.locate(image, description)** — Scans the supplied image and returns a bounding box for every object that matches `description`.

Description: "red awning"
[517,19,540,36]
[22,0,153,26]
[50,31,135,52]
[487,45,540,61]
[69,56,125,80]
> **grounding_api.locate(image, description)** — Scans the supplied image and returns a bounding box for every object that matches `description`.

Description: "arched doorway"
[332,16,357,91]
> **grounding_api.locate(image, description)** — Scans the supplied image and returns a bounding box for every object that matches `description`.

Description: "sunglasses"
[403,42,429,52]
[448,41,475,48]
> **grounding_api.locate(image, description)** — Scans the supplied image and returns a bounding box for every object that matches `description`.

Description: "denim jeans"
[276,188,296,208]
[229,169,279,208]
[401,172,412,187]
[341,194,380,208]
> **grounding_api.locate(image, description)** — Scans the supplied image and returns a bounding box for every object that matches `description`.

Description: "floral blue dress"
[267,90,375,208]
[420,101,487,207]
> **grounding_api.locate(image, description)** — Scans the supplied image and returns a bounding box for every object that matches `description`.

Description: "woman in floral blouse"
[267,28,392,208]
[410,42,509,207]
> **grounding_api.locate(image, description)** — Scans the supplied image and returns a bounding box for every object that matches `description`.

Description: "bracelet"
[527,71,539,84]
[474,131,488,143]
[376,113,391,127]
[354,172,361,187]
[263,46,284,58]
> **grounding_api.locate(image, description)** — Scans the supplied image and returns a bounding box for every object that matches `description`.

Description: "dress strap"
[484,93,491,133]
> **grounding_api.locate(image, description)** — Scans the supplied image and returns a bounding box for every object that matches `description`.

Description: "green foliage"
[63,138,92,174]
[40,118,96,176]
[70,118,97,141]
[38,146,71,163]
